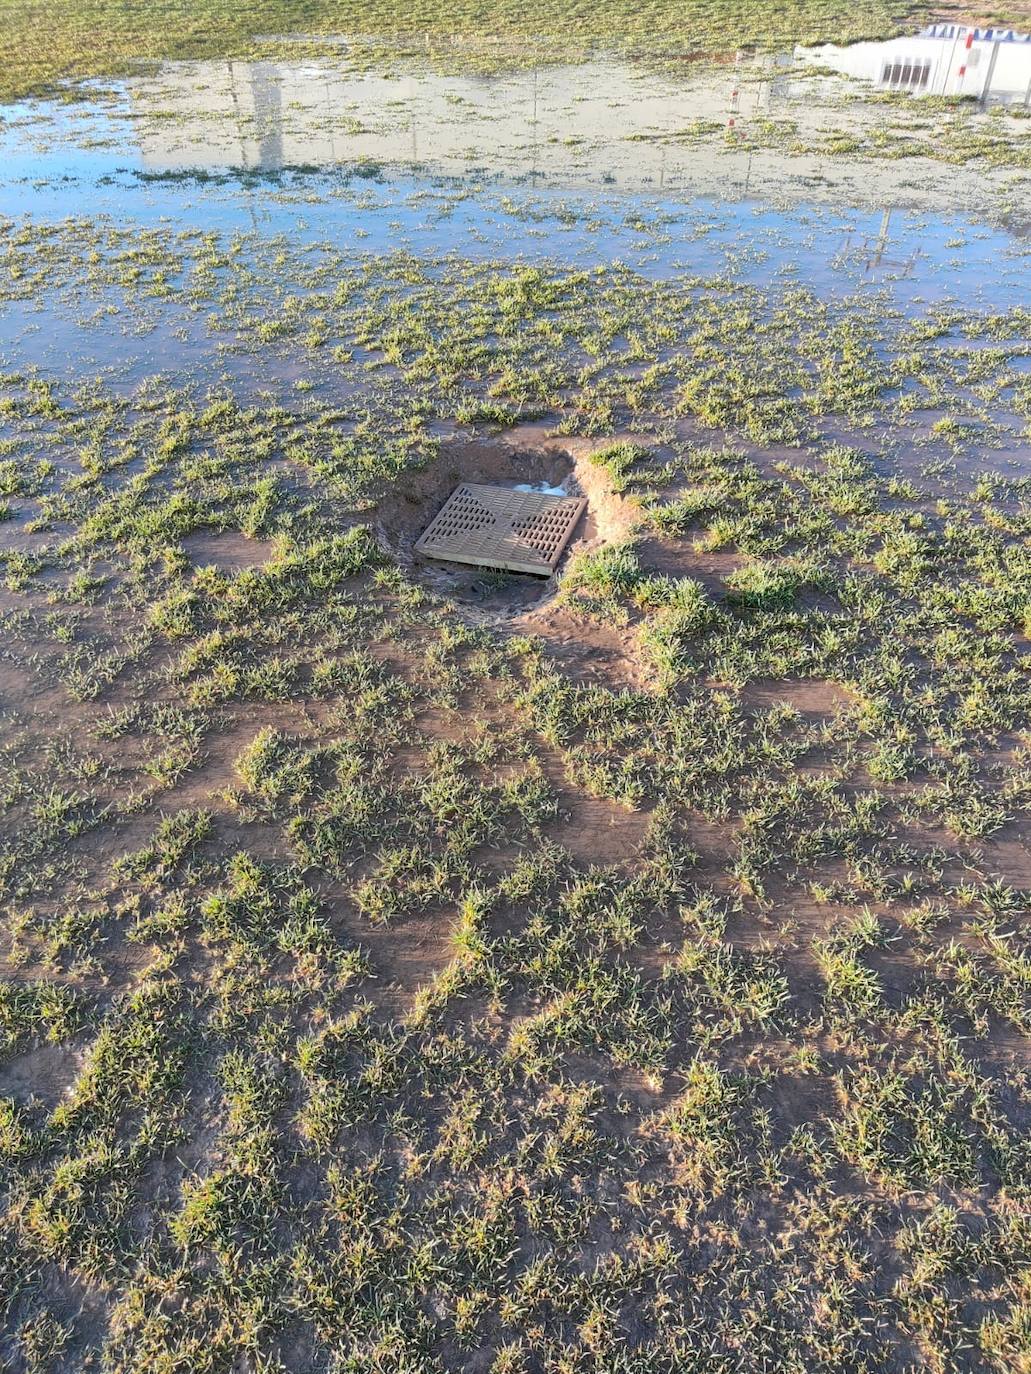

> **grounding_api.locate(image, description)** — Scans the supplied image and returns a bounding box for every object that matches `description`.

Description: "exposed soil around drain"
[521,604,649,691]
[375,433,641,621]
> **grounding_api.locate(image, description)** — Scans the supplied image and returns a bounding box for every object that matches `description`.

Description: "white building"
[799,24,1031,104]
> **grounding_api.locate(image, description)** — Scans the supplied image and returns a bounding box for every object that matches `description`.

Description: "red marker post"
[958,29,973,79]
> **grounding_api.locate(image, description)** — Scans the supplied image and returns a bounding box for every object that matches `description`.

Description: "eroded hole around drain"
[375,440,594,613]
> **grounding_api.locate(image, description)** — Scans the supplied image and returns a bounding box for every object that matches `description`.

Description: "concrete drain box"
[415,483,587,576]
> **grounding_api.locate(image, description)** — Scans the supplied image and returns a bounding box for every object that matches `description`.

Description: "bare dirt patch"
[0,1040,83,1107]
[329,899,457,1016]
[150,703,322,812]
[180,530,277,571]
[523,604,648,691]
[735,678,856,719]
[970,831,1031,887]
[561,1051,673,1110]
[636,535,746,598]
[0,512,74,557]
[547,791,652,867]
[0,655,72,718]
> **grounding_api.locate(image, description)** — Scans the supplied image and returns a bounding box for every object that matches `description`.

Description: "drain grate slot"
[415,483,587,575]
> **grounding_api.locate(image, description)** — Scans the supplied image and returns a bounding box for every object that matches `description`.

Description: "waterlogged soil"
[1,44,1029,419]
[1,45,1029,296]
[1,22,1031,1374]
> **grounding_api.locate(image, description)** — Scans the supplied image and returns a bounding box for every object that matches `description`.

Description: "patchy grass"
[0,169,1030,1373]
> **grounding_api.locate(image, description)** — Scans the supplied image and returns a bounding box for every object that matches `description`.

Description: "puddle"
[0,36,1027,480]
[0,43,1028,335]
[514,482,568,496]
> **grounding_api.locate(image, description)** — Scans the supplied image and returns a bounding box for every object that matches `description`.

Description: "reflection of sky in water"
[0,152,1025,301]
[2,186,1026,401]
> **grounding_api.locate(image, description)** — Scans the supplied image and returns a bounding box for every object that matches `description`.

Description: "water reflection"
[111,29,1031,192]
[129,58,738,186]
[87,42,1021,234]
[833,209,923,282]
[1,39,1027,214]
[0,39,1028,345]
[803,24,1031,105]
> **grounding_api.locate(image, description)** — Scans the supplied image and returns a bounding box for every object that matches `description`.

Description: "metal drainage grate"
[415,483,587,576]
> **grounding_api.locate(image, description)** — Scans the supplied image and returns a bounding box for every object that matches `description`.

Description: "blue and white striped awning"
[922,23,1031,43]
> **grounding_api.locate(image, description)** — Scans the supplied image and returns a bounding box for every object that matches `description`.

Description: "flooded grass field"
[2,5,1031,1373]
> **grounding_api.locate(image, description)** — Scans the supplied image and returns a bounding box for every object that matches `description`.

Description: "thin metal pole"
[979,40,1002,106]
[943,26,963,95]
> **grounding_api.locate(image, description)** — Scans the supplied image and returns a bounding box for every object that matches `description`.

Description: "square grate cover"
[415,483,587,576]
